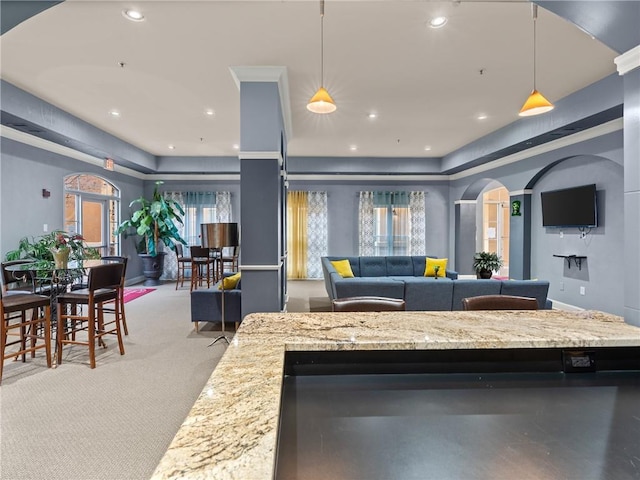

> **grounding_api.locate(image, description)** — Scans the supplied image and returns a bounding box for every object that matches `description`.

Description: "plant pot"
[51,247,70,269]
[476,269,493,279]
[139,252,166,286]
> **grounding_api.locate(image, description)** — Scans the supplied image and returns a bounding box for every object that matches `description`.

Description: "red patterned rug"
[122,288,155,304]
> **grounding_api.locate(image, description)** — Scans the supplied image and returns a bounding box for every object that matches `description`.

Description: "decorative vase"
[51,247,70,269]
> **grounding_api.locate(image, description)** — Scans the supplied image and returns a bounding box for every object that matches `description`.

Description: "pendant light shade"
[307,0,336,114]
[519,89,554,116]
[307,87,336,114]
[519,5,554,117]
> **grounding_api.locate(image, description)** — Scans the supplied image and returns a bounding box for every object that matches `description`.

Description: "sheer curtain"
[358,192,375,255]
[409,191,426,255]
[162,191,231,280]
[306,191,328,278]
[287,191,328,279]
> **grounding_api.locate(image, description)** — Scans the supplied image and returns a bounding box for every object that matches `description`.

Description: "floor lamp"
[201,223,239,346]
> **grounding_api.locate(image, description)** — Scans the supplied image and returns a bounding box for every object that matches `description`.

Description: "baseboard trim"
[549,298,584,312]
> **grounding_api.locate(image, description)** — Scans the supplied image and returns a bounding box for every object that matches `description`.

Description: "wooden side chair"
[101,256,129,335]
[220,246,239,276]
[56,262,125,369]
[462,294,539,311]
[1,293,52,384]
[190,246,214,291]
[174,243,191,290]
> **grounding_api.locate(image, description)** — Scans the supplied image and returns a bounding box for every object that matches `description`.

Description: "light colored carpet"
[0,279,329,480]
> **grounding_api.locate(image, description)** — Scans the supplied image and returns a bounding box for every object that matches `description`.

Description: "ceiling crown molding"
[615,45,640,75]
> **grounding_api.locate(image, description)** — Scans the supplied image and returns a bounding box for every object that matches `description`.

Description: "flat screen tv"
[541,184,597,228]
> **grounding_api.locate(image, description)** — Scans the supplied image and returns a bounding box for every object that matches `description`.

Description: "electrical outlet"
[559,231,564,238]
[580,286,586,296]
[559,282,564,291]
[43,223,48,232]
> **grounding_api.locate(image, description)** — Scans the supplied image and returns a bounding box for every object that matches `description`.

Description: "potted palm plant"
[473,251,503,279]
[116,181,187,285]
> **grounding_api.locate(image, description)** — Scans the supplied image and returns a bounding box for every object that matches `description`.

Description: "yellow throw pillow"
[330,259,355,278]
[219,272,241,290]
[424,258,448,278]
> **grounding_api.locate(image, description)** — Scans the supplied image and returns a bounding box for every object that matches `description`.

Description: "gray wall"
[531,155,624,315]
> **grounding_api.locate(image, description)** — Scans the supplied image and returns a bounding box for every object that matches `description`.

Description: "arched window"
[64,174,121,256]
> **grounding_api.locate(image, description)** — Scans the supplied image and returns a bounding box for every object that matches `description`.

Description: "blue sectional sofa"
[321,256,550,311]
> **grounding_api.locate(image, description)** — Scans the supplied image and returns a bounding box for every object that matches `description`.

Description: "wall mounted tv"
[541,184,598,228]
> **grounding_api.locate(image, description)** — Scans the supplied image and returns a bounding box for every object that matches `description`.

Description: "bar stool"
[174,244,191,290]
[101,256,129,335]
[190,246,214,291]
[1,293,52,384]
[56,262,125,369]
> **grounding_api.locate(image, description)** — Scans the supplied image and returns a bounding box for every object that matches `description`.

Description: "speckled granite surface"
[152,310,640,479]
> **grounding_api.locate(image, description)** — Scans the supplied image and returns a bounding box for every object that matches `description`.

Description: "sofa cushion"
[220,272,241,290]
[359,256,388,277]
[386,256,414,276]
[500,280,550,309]
[402,277,454,311]
[424,258,448,278]
[334,277,404,300]
[451,279,502,310]
[331,259,355,278]
[326,256,361,277]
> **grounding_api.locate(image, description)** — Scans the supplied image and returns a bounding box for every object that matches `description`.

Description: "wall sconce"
[104,158,115,171]
[42,189,51,198]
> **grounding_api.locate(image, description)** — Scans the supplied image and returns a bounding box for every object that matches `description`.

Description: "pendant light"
[307,0,336,114]
[519,4,554,117]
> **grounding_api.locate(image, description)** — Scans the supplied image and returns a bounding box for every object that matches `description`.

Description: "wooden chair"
[56,262,125,369]
[101,256,129,335]
[461,294,539,311]
[332,296,406,312]
[220,246,239,276]
[174,243,191,290]
[1,293,52,383]
[190,246,214,291]
[1,260,36,295]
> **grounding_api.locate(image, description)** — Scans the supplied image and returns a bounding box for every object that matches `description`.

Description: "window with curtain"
[287,191,327,279]
[359,191,426,256]
[162,191,232,280]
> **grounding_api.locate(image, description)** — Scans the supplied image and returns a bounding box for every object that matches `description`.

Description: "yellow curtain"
[287,191,308,279]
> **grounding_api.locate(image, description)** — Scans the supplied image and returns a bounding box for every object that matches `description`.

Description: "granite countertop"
[152,310,640,479]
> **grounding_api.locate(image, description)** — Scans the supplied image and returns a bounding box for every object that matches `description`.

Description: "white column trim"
[454,200,477,205]
[239,264,282,271]
[238,151,283,166]
[510,190,534,196]
[615,44,640,75]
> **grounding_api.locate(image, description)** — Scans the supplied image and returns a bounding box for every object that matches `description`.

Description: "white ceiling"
[0,0,617,159]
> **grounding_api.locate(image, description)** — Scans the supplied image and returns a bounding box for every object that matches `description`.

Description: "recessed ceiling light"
[168,145,175,150]
[109,110,120,117]
[349,145,358,151]
[477,114,488,120]
[429,16,447,28]
[232,144,240,150]
[205,109,215,116]
[368,113,377,119]
[122,9,144,22]
[424,146,432,151]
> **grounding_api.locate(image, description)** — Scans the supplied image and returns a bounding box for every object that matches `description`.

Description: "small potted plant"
[115,181,187,285]
[473,251,503,279]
